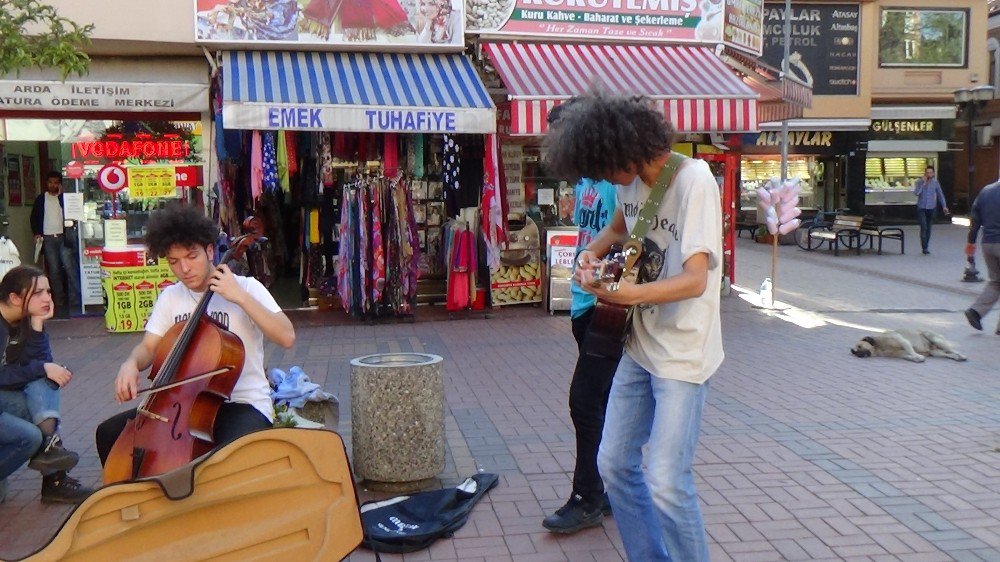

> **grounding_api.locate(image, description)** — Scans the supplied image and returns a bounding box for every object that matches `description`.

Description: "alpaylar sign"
[467,0,764,56]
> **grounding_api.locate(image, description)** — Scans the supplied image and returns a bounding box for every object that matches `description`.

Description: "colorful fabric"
[321,132,334,187]
[276,130,290,193]
[262,131,279,193]
[250,131,264,201]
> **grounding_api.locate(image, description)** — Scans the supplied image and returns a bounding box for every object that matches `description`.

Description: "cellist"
[95,205,295,467]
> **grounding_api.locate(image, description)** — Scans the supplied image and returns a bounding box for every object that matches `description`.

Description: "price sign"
[128,166,177,198]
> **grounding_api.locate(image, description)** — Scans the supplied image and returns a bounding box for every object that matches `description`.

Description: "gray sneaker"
[28,434,79,475]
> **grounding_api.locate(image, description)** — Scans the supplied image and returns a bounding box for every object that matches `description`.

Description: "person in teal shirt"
[543,177,621,534]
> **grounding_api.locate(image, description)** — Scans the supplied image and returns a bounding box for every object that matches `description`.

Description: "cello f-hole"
[171,402,184,440]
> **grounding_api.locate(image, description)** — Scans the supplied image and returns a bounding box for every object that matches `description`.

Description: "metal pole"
[769,0,792,307]
[780,0,791,183]
[967,101,976,198]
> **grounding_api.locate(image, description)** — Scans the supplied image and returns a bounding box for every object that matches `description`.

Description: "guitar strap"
[620,152,688,283]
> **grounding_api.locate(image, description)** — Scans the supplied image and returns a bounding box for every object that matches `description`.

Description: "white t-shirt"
[145,276,280,422]
[43,194,64,235]
[617,158,724,384]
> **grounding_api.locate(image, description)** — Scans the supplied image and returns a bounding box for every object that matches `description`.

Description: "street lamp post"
[954,85,995,283]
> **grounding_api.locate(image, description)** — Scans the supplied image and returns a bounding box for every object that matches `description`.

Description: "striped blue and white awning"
[222,51,495,134]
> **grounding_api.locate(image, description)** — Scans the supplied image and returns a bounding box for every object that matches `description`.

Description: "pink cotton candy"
[778,219,801,235]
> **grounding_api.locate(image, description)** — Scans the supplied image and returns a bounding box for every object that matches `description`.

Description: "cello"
[103,217,266,485]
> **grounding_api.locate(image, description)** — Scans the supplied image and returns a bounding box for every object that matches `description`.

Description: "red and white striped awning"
[483,43,759,136]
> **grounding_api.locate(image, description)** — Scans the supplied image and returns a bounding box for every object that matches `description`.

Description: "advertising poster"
[6,156,21,206]
[467,0,763,55]
[195,0,465,48]
[760,3,860,95]
[21,156,36,204]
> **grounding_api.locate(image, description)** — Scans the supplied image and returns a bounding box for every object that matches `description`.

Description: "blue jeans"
[21,378,62,425]
[916,208,935,252]
[0,386,46,481]
[42,234,81,307]
[597,355,709,562]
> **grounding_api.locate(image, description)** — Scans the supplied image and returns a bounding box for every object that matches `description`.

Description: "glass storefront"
[1,118,204,308]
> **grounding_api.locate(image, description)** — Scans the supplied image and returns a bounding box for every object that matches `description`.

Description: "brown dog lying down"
[850,329,967,363]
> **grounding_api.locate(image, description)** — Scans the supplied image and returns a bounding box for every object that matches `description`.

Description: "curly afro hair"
[542,91,675,181]
[145,203,219,257]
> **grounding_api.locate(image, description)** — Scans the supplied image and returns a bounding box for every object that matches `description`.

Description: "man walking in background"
[964,180,1000,333]
[913,166,949,255]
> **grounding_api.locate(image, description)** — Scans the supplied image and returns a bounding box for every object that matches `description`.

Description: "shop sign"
[755,131,833,147]
[194,0,465,49]
[128,166,178,198]
[0,81,207,113]
[468,0,764,55]
[760,3,860,96]
[223,103,496,134]
[869,120,939,140]
[97,164,128,194]
[174,165,203,188]
[71,138,192,163]
[64,160,84,179]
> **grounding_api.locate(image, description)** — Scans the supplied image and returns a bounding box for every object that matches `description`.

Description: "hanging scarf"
[262,131,279,193]
[321,132,335,187]
[481,134,506,271]
[276,130,290,193]
[250,131,264,201]
[383,133,400,178]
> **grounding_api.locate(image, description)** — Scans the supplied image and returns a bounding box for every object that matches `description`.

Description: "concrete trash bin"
[350,353,444,492]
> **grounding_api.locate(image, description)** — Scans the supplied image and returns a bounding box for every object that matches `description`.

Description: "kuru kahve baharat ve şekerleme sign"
[466,0,764,56]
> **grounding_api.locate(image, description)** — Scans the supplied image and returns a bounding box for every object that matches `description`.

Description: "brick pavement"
[1,222,997,561]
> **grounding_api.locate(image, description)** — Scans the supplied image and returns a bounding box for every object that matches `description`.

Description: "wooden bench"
[735,221,758,239]
[807,214,863,256]
[859,218,905,255]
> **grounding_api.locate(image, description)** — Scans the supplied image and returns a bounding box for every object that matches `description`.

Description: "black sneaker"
[965,308,983,331]
[41,471,93,504]
[28,434,79,475]
[542,494,604,534]
[600,492,613,516]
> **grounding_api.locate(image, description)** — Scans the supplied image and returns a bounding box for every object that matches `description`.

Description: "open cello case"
[10,428,363,562]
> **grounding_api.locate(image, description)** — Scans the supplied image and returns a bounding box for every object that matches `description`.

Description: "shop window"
[739,156,821,212]
[879,8,968,68]
[863,154,936,207]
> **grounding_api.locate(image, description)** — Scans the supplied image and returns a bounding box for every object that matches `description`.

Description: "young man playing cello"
[95,205,295,468]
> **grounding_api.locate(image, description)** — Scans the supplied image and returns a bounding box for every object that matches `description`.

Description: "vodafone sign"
[97,164,128,194]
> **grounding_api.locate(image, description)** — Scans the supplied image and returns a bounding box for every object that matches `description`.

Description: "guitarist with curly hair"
[543,91,724,562]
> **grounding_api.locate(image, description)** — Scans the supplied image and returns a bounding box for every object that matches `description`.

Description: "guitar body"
[584,299,631,359]
[582,244,638,359]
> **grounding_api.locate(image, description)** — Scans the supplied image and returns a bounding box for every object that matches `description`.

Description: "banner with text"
[128,166,178,198]
[195,0,465,50]
[223,103,496,134]
[760,3,860,96]
[467,0,763,56]
[0,81,207,113]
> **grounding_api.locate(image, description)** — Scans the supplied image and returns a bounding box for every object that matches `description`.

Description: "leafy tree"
[0,0,93,78]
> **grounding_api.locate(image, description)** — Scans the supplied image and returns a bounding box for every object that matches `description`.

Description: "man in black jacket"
[30,172,80,316]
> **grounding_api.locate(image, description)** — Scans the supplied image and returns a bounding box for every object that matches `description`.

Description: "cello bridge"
[137,408,169,423]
